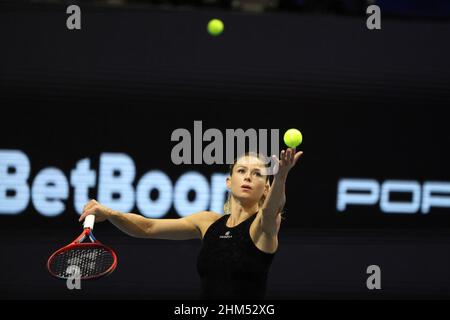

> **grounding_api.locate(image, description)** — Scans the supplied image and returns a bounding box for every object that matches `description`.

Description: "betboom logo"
[0,149,229,218]
[337,178,450,214]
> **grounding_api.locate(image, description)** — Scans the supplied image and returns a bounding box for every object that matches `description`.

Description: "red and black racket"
[47,215,117,280]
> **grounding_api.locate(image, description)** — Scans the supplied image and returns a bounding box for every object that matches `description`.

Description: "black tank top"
[197,213,275,299]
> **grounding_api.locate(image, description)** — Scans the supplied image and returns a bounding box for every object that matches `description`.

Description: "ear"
[226,176,232,190]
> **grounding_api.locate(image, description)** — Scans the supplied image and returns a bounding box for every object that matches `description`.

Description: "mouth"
[241,184,253,191]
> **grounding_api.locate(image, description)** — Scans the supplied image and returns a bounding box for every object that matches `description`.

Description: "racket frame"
[47,215,118,280]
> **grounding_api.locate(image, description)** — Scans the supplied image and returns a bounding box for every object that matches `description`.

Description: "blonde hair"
[223,152,271,215]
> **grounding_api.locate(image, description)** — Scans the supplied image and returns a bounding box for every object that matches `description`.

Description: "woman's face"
[227,155,269,207]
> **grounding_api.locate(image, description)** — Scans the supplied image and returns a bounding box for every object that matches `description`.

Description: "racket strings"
[49,246,115,279]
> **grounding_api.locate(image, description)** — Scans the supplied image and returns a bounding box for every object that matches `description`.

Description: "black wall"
[1,4,450,299]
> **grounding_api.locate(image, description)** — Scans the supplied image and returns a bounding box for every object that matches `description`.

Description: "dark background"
[1,1,450,299]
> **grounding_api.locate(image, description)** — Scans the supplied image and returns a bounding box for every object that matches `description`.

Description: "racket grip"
[84,214,95,230]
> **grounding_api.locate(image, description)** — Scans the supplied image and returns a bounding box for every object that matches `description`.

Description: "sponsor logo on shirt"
[219,231,232,239]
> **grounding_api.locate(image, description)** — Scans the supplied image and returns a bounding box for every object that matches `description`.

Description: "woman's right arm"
[79,199,213,240]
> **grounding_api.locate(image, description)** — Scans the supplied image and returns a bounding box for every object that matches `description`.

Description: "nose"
[244,172,251,182]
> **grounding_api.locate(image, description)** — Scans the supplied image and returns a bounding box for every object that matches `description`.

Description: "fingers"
[293,151,304,165]
[281,148,297,163]
[286,148,291,162]
[79,210,94,222]
[79,199,99,222]
[278,148,303,168]
[83,199,98,212]
[281,149,292,162]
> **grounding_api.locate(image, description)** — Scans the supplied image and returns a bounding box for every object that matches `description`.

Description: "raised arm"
[78,199,217,240]
[261,148,303,235]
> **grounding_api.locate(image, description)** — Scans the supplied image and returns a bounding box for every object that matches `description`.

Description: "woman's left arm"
[260,148,303,235]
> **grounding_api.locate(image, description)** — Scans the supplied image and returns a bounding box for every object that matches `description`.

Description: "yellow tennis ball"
[207,19,224,36]
[284,129,303,148]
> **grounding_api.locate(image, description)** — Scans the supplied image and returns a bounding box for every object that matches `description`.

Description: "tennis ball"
[284,129,303,148]
[207,19,224,36]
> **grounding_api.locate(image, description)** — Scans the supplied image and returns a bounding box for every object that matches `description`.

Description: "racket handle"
[84,214,95,230]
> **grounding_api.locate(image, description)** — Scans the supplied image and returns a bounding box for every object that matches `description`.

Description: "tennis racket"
[47,215,118,280]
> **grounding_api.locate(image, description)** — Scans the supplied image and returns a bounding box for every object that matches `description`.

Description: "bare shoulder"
[185,211,222,239]
[185,211,221,223]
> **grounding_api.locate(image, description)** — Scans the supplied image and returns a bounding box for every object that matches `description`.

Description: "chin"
[236,194,258,205]
[238,191,253,198]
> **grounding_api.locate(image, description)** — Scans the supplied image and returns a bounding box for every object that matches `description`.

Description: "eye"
[237,169,245,174]
[254,171,262,177]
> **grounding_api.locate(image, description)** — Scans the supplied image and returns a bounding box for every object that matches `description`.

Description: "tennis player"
[79,148,303,299]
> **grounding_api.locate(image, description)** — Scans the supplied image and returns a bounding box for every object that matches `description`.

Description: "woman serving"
[79,148,303,299]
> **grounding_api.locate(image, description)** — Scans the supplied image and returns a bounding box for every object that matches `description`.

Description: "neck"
[228,197,259,225]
